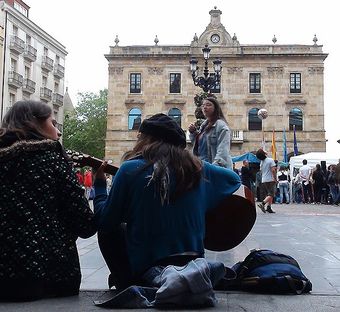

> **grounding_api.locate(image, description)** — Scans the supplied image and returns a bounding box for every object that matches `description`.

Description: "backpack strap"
[284,276,309,295]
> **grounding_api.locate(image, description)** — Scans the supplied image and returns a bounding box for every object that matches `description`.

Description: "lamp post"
[189,45,222,93]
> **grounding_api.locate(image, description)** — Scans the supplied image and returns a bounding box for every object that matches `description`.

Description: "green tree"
[63,89,107,159]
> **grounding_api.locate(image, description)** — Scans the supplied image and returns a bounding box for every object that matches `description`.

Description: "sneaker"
[266,206,276,213]
[258,202,266,213]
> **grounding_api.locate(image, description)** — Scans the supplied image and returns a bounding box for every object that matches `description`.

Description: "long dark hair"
[203,97,227,123]
[123,133,203,203]
[0,100,52,139]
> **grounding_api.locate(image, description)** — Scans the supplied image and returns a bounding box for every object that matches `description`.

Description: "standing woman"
[0,101,96,301]
[188,97,232,169]
[94,114,241,290]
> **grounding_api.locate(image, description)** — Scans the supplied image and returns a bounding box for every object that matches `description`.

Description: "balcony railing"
[40,87,52,101]
[231,130,244,143]
[53,64,65,79]
[9,36,25,54]
[186,129,244,144]
[23,44,37,62]
[8,71,23,88]
[52,93,64,107]
[41,55,54,71]
[22,78,36,94]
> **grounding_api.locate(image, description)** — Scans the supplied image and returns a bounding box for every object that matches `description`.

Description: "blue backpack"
[219,249,312,294]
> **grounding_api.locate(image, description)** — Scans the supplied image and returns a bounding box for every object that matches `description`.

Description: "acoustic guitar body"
[204,185,256,252]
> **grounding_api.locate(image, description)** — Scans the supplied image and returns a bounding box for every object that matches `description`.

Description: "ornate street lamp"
[189,44,222,93]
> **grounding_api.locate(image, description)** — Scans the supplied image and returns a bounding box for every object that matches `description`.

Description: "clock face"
[211,34,220,43]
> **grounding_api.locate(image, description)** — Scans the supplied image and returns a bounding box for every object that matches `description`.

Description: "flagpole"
[283,128,288,163]
[293,125,299,156]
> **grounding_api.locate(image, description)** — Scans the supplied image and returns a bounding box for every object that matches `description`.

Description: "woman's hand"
[188,123,197,134]
[94,161,107,181]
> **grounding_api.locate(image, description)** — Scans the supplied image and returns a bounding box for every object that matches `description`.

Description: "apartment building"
[0,0,67,129]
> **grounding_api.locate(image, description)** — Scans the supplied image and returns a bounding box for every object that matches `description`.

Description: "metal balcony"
[231,130,244,143]
[8,71,23,88]
[23,44,37,62]
[9,36,25,54]
[22,78,36,94]
[40,87,52,101]
[53,64,65,79]
[41,56,54,72]
[52,93,64,107]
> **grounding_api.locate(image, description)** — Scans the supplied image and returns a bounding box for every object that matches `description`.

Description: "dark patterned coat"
[0,136,97,299]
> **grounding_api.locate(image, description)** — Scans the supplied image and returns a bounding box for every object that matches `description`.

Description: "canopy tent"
[232,152,260,163]
[289,152,339,179]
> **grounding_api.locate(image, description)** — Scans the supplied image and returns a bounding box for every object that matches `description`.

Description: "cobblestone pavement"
[79,202,340,294]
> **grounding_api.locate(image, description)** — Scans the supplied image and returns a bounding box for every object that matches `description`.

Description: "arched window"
[168,108,182,127]
[128,108,142,130]
[289,108,303,131]
[248,108,262,130]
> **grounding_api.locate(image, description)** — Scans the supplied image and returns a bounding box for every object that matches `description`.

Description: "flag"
[271,129,277,160]
[293,125,299,156]
[283,128,288,163]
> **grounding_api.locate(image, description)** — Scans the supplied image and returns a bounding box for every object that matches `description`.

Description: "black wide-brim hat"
[139,113,186,148]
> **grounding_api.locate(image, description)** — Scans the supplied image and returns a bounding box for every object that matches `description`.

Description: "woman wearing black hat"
[189,97,232,168]
[93,113,241,289]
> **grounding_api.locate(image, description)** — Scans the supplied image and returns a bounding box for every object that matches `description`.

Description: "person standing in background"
[241,160,252,190]
[188,97,232,169]
[256,149,277,213]
[76,169,84,185]
[299,159,314,204]
[277,166,290,204]
[84,169,93,200]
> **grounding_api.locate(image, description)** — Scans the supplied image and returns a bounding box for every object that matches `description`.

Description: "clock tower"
[193,7,238,47]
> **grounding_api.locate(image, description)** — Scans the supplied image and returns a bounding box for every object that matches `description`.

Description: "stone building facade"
[105,7,327,165]
[0,0,67,129]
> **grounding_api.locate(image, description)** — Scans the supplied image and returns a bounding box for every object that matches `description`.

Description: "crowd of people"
[233,153,340,208]
[292,160,340,205]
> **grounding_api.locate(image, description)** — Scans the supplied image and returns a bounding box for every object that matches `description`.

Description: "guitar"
[66,150,119,176]
[204,184,256,252]
[66,150,256,251]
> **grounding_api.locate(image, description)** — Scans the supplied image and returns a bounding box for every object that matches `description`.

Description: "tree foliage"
[63,89,107,159]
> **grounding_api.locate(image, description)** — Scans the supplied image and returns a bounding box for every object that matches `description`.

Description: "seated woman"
[94,113,241,289]
[0,101,97,301]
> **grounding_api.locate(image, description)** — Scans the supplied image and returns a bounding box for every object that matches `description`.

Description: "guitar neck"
[82,156,119,176]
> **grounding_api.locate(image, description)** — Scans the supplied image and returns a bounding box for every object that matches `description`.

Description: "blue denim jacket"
[190,119,232,169]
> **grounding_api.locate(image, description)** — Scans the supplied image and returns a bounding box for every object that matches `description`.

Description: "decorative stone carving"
[109,67,123,75]
[125,98,145,105]
[267,66,284,75]
[164,99,186,105]
[285,99,307,105]
[227,67,243,74]
[148,67,163,75]
[308,67,324,74]
[244,99,267,105]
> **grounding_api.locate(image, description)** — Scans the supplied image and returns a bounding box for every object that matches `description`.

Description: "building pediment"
[164,98,186,105]
[125,98,145,105]
[244,99,267,105]
[285,99,307,105]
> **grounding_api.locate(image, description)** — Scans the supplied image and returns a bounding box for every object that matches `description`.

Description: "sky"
[28,0,340,155]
